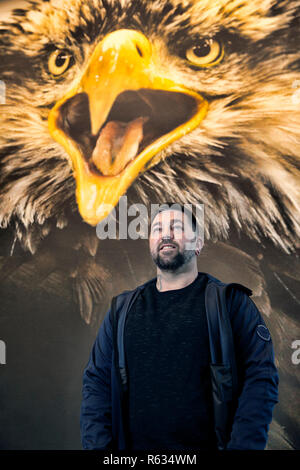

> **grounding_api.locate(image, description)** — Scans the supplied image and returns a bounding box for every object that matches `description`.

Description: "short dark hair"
[150,202,199,233]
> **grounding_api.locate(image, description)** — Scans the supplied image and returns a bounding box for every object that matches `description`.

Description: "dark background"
[0,0,299,451]
[0,224,299,450]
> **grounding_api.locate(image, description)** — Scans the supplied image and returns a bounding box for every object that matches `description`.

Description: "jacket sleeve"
[80,307,113,450]
[225,288,279,450]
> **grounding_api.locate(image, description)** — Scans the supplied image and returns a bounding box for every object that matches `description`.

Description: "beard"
[151,246,195,271]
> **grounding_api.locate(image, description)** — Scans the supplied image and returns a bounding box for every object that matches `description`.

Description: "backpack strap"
[205,280,252,449]
[205,281,252,391]
[111,287,144,392]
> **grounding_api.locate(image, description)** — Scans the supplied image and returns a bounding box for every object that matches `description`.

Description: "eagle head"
[0,0,300,253]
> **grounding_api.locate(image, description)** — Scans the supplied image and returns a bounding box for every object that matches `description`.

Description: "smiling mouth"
[56,89,197,177]
[160,244,177,251]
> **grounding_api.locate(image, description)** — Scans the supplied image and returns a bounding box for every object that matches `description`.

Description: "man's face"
[149,209,201,271]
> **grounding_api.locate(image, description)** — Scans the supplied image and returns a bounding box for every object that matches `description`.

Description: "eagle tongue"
[91,116,148,176]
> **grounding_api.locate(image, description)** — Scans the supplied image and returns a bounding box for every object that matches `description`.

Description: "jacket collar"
[135,271,252,296]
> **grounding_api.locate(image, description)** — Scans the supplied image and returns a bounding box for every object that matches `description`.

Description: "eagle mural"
[0,0,299,450]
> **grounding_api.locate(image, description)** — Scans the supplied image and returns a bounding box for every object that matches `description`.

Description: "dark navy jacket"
[80,272,279,451]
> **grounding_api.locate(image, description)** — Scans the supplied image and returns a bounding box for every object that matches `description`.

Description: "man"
[80,202,279,451]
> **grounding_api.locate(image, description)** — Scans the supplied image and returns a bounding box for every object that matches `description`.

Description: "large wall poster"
[0,0,299,450]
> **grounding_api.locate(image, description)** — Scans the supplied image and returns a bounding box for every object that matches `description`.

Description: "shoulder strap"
[205,281,253,449]
[110,287,144,391]
[205,282,239,396]
[205,280,252,393]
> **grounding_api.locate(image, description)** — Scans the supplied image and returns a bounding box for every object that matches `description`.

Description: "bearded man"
[80,202,278,451]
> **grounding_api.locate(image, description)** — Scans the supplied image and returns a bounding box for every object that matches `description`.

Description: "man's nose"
[161,226,174,239]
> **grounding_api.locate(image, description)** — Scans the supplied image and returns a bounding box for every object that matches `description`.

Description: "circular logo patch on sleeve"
[256,324,271,341]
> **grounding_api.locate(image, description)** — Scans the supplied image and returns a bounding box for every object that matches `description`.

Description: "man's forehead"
[151,209,191,226]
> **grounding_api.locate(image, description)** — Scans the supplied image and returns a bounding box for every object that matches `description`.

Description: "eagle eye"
[48,49,73,76]
[185,38,223,67]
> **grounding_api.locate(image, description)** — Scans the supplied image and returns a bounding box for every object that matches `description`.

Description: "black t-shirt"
[124,272,217,451]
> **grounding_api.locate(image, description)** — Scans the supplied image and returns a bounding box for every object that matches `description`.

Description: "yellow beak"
[48,29,208,225]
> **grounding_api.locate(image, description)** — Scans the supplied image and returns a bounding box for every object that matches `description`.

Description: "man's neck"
[156,266,199,292]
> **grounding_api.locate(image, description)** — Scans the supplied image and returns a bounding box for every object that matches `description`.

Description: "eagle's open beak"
[48,29,208,225]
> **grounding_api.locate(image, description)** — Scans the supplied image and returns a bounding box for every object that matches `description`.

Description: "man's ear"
[195,236,204,255]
